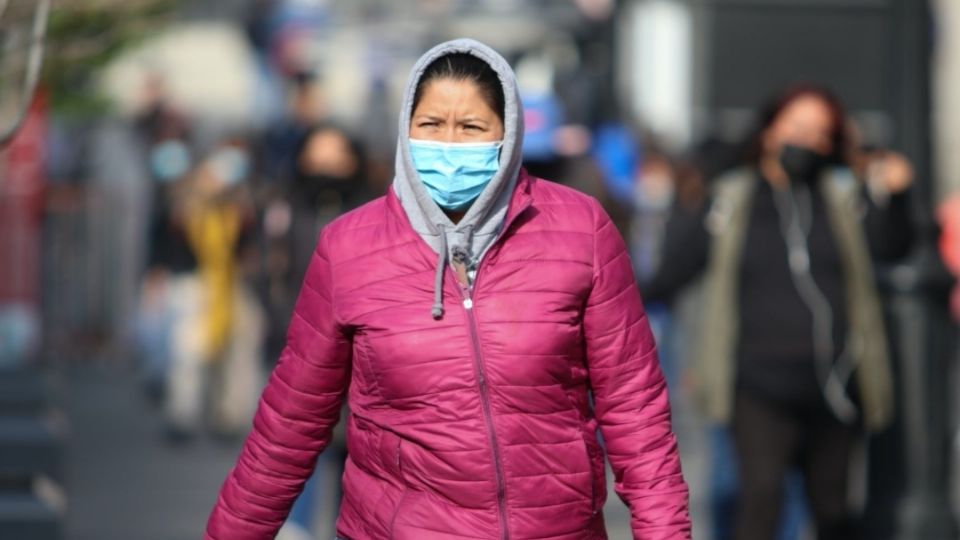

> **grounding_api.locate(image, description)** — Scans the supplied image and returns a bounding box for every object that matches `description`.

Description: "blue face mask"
[150,140,191,183]
[209,146,251,188]
[409,138,503,212]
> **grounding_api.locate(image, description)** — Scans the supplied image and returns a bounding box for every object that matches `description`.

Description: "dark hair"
[744,84,849,166]
[412,53,505,122]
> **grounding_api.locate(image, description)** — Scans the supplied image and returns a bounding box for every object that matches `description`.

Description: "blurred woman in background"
[136,108,194,403]
[644,85,914,540]
[163,137,265,442]
[276,124,369,540]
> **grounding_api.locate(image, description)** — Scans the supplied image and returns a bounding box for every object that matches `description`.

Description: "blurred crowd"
[1,1,960,539]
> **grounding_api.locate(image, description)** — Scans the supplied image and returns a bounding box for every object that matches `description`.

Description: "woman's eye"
[464,125,481,131]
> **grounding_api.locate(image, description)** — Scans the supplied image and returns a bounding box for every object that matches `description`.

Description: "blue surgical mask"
[208,147,251,188]
[150,140,191,183]
[409,138,503,211]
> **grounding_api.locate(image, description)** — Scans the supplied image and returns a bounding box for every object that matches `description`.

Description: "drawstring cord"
[432,224,448,319]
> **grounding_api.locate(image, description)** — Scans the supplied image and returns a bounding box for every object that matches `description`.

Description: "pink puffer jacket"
[206,171,690,539]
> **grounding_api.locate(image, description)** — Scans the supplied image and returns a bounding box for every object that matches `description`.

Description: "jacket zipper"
[458,282,509,540]
[447,196,530,540]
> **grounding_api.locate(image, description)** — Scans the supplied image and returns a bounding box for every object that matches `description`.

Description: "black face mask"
[780,144,830,183]
[295,173,361,208]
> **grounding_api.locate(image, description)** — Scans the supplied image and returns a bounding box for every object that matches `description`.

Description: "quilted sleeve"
[582,199,691,539]
[205,230,352,539]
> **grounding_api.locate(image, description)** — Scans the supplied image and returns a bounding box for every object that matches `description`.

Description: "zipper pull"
[463,298,474,310]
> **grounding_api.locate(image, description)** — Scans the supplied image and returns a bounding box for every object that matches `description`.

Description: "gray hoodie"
[392,39,525,319]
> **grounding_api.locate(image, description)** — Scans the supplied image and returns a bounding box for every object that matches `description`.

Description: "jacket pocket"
[378,428,404,480]
[388,486,407,536]
[386,434,406,536]
[346,415,382,477]
[583,439,598,514]
[580,419,603,515]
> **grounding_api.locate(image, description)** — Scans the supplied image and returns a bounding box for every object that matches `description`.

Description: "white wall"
[934,0,960,201]
[619,0,694,151]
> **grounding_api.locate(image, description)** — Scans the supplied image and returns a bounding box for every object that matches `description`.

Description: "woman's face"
[299,129,358,179]
[762,94,835,158]
[409,78,504,143]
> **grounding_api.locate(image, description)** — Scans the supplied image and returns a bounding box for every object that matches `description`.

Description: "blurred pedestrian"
[287,125,370,282]
[135,100,194,402]
[259,71,328,186]
[631,147,676,281]
[207,38,690,539]
[259,124,370,359]
[164,137,266,441]
[644,85,914,540]
[644,138,809,540]
[276,124,370,540]
[937,193,960,321]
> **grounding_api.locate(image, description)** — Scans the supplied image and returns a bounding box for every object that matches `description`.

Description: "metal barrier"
[41,184,134,353]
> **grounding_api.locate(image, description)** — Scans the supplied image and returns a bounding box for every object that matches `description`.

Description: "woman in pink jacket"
[206,38,690,540]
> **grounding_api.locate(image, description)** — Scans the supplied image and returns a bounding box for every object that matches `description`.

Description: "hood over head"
[392,38,525,319]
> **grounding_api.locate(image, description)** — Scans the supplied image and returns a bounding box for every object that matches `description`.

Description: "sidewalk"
[62,365,240,540]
